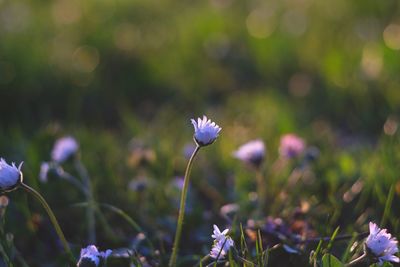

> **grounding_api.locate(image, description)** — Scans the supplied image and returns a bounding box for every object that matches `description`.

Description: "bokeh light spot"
[246,8,276,39]
[361,43,382,79]
[52,0,82,25]
[281,10,307,37]
[113,23,141,52]
[383,23,400,50]
[383,115,398,136]
[288,73,312,97]
[72,46,100,73]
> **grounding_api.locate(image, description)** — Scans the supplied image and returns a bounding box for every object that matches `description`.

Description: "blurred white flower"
[220,203,239,218]
[211,224,229,241]
[233,139,265,167]
[77,245,112,267]
[210,224,234,260]
[39,162,65,183]
[0,158,22,191]
[51,136,79,163]
[279,134,305,159]
[39,162,50,182]
[365,222,399,265]
[191,115,221,146]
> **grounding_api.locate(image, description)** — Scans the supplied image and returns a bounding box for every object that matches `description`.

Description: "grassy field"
[0,0,400,266]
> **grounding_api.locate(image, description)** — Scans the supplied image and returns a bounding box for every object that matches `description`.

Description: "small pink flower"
[279,134,305,159]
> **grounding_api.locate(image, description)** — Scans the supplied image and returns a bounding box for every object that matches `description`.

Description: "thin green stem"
[194,255,210,267]
[0,241,13,267]
[169,145,201,267]
[255,169,265,218]
[346,253,367,266]
[20,183,74,261]
[99,203,155,251]
[75,159,96,244]
[59,171,88,195]
[236,255,257,266]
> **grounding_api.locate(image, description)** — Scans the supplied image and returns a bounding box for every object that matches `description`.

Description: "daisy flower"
[191,116,221,146]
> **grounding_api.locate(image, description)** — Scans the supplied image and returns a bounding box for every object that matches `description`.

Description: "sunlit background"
[1,0,399,130]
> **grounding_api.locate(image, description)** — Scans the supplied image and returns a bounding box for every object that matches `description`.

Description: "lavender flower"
[191,116,221,146]
[279,134,305,159]
[0,158,23,192]
[365,222,399,265]
[39,162,65,183]
[210,225,234,260]
[51,136,79,163]
[233,139,265,168]
[77,245,112,267]
[39,162,50,182]
[212,224,229,242]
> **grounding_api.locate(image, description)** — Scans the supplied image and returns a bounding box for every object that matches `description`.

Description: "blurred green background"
[1,0,400,266]
[0,0,399,131]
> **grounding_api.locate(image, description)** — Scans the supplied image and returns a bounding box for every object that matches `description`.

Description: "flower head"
[191,116,221,146]
[279,134,305,159]
[51,136,79,163]
[233,139,265,168]
[210,224,234,260]
[365,222,399,265]
[0,158,23,192]
[77,245,112,267]
[212,224,229,241]
[39,162,64,183]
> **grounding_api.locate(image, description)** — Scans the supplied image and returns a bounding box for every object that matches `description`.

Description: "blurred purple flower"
[172,176,185,190]
[39,162,50,182]
[183,143,196,159]
[51,136,79,163]
[233,139,265,168]
[39,162,65,183]
[220,203,239,218]
[129,176,150,192]
[279,134,305,159]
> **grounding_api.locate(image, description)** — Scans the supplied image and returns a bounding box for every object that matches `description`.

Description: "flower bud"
[77,245,112,267]
[191,116,221,147]
[0,158,23,192]
[51,136,79,163]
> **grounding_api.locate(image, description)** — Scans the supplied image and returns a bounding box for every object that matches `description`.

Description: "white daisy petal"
[209,224,234,260]
[365,222,399,264]
[191,115,221,146]
[77,245,112,267]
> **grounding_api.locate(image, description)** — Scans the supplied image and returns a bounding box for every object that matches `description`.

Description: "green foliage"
[1,0,400,266]
[321,254,344,267]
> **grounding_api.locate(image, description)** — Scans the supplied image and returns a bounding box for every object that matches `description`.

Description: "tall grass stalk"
[75,159,96,244]
[255,169,266,217]
[20,182,74,261]
[169,145,201,267]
